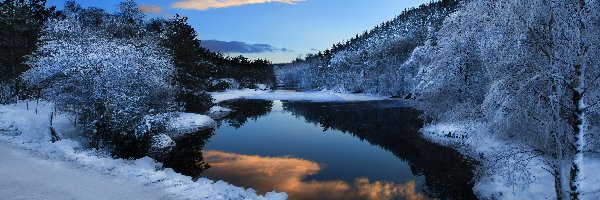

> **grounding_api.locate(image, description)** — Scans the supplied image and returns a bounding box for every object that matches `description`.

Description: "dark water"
[161,99,476,200]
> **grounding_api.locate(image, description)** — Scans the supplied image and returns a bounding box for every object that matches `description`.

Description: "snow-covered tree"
[415,0,600,198]
[23,16,178,147]
[277,0,460,97]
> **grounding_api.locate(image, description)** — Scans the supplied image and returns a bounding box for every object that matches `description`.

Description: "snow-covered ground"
[0,141,168,200]
[421,121,600,199]
[210,89,387,103]
[581,156,600,199]
[0,101,286,200]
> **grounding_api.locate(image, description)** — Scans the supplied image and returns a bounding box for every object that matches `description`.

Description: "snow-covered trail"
[0,142,169,200]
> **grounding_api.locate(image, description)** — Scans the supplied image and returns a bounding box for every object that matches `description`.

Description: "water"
[162,99,476,200]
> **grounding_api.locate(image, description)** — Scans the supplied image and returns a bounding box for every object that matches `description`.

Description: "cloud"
[139,4,163,14]
[203,151,428,200]
[201,40,293,54]
[171,0,304,10]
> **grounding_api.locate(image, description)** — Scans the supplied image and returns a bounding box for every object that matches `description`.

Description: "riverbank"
[421,121,600,199]
[0,101,286,200]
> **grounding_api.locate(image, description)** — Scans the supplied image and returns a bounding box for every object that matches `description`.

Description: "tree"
[23,16,178,149]
[0,0,55,100]
[160,14,213,113]
[415,1,600,198]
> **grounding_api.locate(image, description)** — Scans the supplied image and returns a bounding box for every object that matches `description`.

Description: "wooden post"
[49,112,61,143]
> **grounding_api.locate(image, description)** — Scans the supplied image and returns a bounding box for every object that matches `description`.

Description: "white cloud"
[171,0,305,10]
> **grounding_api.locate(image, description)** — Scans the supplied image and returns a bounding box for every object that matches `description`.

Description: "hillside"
[277,0,460,97]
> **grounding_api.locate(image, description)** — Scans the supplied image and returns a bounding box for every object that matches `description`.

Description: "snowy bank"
[421,121,554,199]
[210,89,387,103]
[421,121,600,199]
[0,102,286,200]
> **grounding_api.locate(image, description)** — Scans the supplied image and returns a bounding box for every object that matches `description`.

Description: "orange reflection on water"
[202,151,430,200]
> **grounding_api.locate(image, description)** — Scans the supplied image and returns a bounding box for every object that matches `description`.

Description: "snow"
[151,134,176,149]
[421,123,466,139]
[210,89,269,103]
[421,121,556,199]
[168,112,215,135]
[0,102,287,200]
[256,84,268,90]
[0,141,169,200]
[581,156,600,199]
[210,89,387,103]
[210,106,233,114]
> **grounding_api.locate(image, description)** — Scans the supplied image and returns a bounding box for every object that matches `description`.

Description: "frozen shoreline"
[0,102,286,200]
[421,121,600,199]
[210,89,388,103]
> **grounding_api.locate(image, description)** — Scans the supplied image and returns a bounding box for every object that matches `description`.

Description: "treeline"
[277,0,460,96]
[0,0,275,157]
[153,15,275,93]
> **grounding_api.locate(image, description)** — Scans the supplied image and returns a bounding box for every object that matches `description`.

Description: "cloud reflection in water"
[202,150,429,200]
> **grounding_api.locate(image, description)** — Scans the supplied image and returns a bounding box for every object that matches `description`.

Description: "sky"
[46,0,431,63]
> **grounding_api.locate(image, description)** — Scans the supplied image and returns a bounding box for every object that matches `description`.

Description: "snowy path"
[0,141,170,200]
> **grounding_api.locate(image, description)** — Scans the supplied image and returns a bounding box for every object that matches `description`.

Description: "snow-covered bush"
[22,16,178,151]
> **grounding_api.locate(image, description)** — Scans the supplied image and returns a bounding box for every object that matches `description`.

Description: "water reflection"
[159,129,214,178]
[219,100,273,128]
[156,99,476,200]
[283,101,477,199]
[202,150,428,200]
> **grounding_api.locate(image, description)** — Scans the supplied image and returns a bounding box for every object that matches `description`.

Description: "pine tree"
[0,0,55,100]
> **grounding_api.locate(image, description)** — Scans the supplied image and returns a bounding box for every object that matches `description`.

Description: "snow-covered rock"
[209,106,233,114]
[209,106,234,119]
[167,113,215,139]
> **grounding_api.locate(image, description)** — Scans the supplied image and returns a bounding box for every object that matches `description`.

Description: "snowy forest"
[0,0,275,153]
[278,0,600,199]
[1,0,600,199]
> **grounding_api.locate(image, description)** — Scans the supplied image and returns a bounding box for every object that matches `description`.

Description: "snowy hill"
[277,0,460,96]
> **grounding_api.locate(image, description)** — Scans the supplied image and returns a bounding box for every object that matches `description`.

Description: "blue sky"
[46,0,431,63]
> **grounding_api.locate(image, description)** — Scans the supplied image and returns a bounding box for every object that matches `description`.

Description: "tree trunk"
[554,166,564,200]
[569,1,587,199]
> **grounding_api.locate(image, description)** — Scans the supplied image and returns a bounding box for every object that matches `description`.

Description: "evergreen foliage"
[0,0,55,102]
